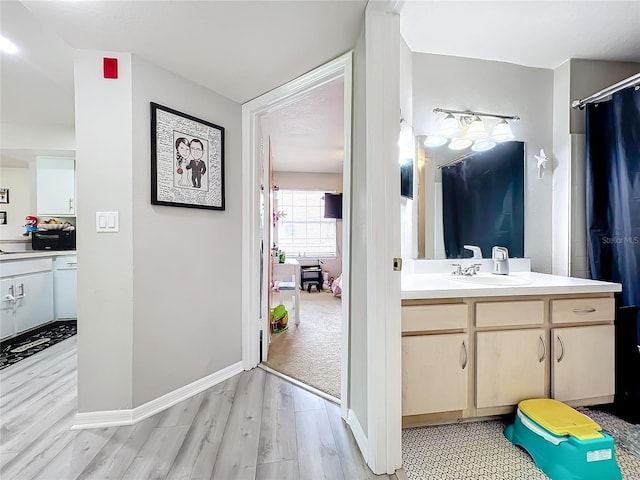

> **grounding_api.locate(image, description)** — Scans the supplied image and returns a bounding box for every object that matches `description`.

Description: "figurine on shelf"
[23,215,38,236]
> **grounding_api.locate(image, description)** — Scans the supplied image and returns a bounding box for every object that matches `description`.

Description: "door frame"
[241,52,353,414]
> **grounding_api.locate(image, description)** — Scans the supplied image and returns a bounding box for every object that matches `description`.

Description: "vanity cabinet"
[476,329,547,408]
[37,157,76,217]
[550,297,615,403]
[403,333,469,415]
[475,299,547,409]
[402,293,616,426]
[401,303,469,417]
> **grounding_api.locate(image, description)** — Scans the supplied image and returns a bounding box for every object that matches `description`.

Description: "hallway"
[0,337,392,480]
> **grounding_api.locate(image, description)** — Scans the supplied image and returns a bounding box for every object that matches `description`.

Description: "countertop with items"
[401,259,621,299]
[0,251,77,262]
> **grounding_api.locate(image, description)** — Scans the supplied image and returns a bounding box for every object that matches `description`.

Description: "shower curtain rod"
[437,152,474,169]
[571,72,640,109]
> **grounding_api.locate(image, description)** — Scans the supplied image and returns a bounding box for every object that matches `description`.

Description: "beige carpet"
[263,290,341,398]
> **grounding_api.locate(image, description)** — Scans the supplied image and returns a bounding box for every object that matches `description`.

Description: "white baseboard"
[72,361,244,430]
[346,408,369,465]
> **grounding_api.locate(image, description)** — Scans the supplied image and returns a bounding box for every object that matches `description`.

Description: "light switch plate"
[96,211,119,232]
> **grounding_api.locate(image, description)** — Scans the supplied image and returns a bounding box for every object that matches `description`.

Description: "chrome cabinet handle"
[67,262,77,267]
[573,307,596,314]
[69,198,73,212]
[461,340,468,370]
[14,283,26,300]
[556,335,565,362]
[539,335,546,362]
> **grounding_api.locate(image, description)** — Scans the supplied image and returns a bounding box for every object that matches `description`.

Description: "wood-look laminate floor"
[0,337,394,480]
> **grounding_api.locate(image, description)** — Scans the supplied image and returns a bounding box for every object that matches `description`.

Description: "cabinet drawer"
[0,258,53,278]
[402,304,468,333]
[54,256,77,270]
[551,297,614,324]
[476,300,544,327]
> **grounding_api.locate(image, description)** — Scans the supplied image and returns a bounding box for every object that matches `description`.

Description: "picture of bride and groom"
[174,135,208,190]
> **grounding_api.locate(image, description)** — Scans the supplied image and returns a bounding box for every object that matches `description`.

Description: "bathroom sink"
[447,274,532,286]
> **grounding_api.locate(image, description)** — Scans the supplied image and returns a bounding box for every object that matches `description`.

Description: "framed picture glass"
[150,103,225,210]
[0,188,9,204]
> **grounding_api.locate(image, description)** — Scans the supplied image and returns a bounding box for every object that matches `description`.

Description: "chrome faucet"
[492,246,510,275]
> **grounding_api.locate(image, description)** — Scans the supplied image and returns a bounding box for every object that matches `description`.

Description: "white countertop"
[402,271,621,299]
[0,251,77,261]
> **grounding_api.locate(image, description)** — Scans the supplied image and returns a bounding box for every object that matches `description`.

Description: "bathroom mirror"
[418,140,525,259]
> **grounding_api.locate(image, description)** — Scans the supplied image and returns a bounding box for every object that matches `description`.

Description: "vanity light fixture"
[465,115,489,140]
[433,107,519,151]
[491,119,515,142]
[439,113,461,137]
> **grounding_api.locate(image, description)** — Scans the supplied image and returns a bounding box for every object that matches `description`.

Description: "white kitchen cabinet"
[54,256,77,319]
[402,333,469,415]
[37,157,76,216]
[476,328,547,408]
[0,278,16,339]
[13,272,54,333]
[0,258,54,339]
[551,324,615,402]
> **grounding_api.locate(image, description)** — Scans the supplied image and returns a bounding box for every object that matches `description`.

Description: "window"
[276,190,337,257]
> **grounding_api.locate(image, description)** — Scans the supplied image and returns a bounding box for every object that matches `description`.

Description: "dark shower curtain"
[442,141,524,259]
[586,85,640,343]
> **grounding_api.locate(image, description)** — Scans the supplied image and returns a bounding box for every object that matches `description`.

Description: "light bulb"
[439,114,460,138]
[465,116,488,140]
[491,120,514,142]
[471,139,497,152]
[424,135,447,148]
[448,137,472,151]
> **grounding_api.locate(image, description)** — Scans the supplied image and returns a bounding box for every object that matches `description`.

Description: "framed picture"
[0,211,6,224]
[0,188,8,204]
[150,103,225,210]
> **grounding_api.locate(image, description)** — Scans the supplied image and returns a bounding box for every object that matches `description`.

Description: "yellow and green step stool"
[504,398,622,480]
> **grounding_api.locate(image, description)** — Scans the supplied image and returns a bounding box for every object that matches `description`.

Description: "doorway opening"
[242,53,352,412]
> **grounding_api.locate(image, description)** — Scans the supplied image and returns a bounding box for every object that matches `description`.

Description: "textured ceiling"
[401,1,640,69]
[265,78,344,173]
[3,1,640,173]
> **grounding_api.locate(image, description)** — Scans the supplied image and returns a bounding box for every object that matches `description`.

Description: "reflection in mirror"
[419,141,525,259]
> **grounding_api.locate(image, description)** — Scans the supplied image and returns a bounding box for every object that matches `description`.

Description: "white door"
[260,134,272,362]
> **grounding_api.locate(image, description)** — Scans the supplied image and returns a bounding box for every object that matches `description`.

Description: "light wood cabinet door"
[551,325,615,402]
[476,329,547,408]
[402,333,469,416]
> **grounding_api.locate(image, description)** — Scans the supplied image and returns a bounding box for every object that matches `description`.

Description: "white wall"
[412,53,554,273]
[74,50,242,413]
[0,166,34,238]
[130,55,242,407]
[553,59,639,277]
[75,50,134,412]
[552,60,572,275]
[399,36,415,260]
[273,171,343,278]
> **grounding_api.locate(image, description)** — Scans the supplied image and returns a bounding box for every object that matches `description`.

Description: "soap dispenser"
[492,246,509,275]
